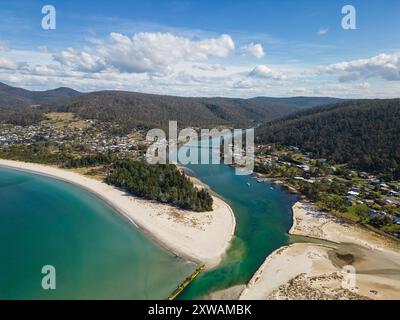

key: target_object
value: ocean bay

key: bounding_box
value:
[0,166,194,299]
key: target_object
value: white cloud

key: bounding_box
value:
[192,64,227,71]
[233,79,254,89]
[317,28,329,36]
[319,52,400,81]
[0,56,28,70]
[2,34,399,99]
[248,65,286,80]
[0,57,17,70]
[54,32,235,74]
[3,62,400,99]
[241,43,265,59]
[53,48,106,73]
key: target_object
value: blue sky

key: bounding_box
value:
[0,0,399,97]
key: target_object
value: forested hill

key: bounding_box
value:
[0,82,81,108]
[256,99,400,176]
[53,92,340,129]
[0,82,343,129]
[248,96,345,109]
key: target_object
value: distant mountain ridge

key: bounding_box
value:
[0,81,345,129]
[0,82,81,109]
[54,92,347,129]
[248,96,345,110]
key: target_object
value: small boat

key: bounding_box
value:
[246,182,251,187]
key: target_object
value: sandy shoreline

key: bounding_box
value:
[0,159,236,268]
[240,201,400,300]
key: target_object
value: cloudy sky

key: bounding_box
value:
[0,0,400,98]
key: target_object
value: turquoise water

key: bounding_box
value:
[0,155,296,299]
[0,167,194,299]
[180,162,297,299]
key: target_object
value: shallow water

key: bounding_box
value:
[0,167,194,299]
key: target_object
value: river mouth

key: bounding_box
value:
[178,160,297,299]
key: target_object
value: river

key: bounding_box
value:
[179,158,297,299]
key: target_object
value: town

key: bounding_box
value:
[252,144,400,238]
[0,112,149,161]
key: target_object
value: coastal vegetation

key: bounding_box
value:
[0,142,213,212]
[106,160,213,212]
[256,99,400,178]
[0,142,70,164]
[0,115,214,212]
[254,143,400,238]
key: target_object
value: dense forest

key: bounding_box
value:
[0,81,342,129]
[0,142,114,167]
[54,91,294,129]
[0,142,70,164]
[256,99,400,177]
[0,107,45,126]
[106,160,213,212]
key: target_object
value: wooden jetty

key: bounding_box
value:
[167,264,206,300]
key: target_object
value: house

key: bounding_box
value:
[359,172,370,179]
[389,190,400,197]
[369,179,380,185]
[379,183,390,189]
[348,191,360,197]
[298,164,310,172]
[384,198,394,205]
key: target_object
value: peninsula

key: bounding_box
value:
[0,159,236,268]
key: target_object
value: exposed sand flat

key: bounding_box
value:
[240,201,400,300]
[0,159,236,268]
[291,202,400,253]
[289,201,334,238]
[239,244,323,299]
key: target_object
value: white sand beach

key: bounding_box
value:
[0,159,236,268]
[239,201,400,300]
